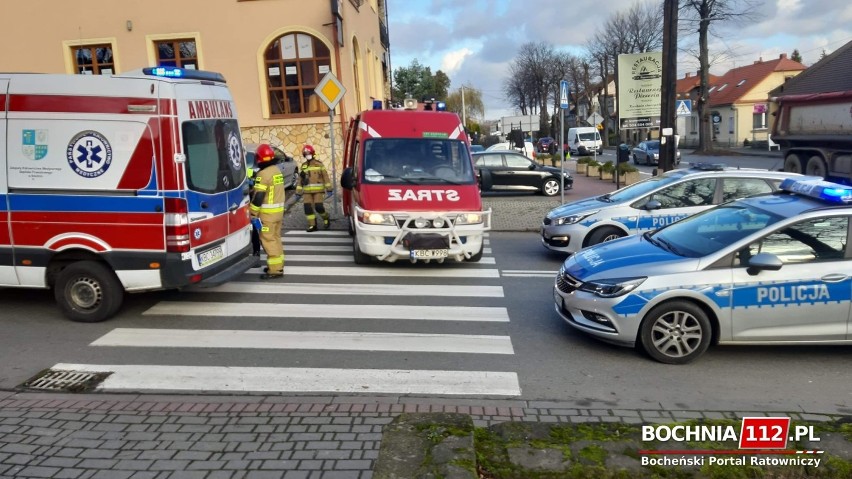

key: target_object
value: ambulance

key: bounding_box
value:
[0,67,255,322]
[340,100,491,264]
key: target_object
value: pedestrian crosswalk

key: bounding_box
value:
[46,231,523,397]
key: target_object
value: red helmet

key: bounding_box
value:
[302,144,316,157]
[255,144,276,167]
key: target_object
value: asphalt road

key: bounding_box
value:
[1,226,849,415]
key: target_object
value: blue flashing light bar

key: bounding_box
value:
[372,99,383,110]
[435,101,447,111]
[142,67,226,83]
[779,177,852,204]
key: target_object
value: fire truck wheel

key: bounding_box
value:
[352,234,371,265]
[467,249,483,262]
[54,261,124,323]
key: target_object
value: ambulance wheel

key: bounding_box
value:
[586,227,625,247]
[639,300,711,364]
[54,261,124,323]
[541,178,561,197]
[352,234,371,265]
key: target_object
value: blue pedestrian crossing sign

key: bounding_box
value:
[676,99,692,116]
[560,80,570,109]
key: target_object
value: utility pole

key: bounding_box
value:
[461,85,466,129]
[659,0,678,172]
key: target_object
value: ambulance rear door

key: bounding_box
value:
[0,79,15,285]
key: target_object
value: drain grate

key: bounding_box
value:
[20,369,112,393]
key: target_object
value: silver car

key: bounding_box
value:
[244,143,298,190]
[553,176,852,364]
[541,164,799,254]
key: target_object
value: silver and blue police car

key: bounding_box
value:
[554,177,852,364]
[541,164,799,254]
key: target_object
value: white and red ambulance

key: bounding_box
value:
[340,100,491,264]
[0,67,255,322]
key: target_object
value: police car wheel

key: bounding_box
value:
[54,261,124,323]
[586,227,625,247]
[541,178,561,197]
[639,301,711,364]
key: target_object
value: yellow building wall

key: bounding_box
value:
[0,0,388,165]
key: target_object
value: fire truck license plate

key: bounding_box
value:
[197,245,224,268]
[411,249,449,259]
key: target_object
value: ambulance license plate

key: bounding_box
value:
[411,249,448,259]
[197,245,224,268]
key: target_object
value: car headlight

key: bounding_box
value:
[579,277,646,298]
[358,211,395,225]
[653,153,659,159]
[552,210,598,226]
[455,213,483,225]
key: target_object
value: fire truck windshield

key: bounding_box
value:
[362,138,476,185]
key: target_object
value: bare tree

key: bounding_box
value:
[680,0,759,153]
[504,41,563,135]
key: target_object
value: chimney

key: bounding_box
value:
[779,53,787,59]
[685,72,691,78]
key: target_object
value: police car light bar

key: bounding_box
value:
[779,177,852,203]
[690,162,726,171]
[142,67,226,83]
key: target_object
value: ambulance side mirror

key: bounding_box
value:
[747,253,783,276]
[341,168,354,190]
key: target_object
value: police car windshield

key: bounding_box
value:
[363,138,476,185]
[649,204,783,257]
[604,171,688,203]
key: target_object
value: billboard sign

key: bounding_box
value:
[617,52,662,130]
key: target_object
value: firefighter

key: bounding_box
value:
[249,144,286,279]
[295,144,332,232]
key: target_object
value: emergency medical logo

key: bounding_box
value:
[67,131,113,178]
[193,228,202,240]
[227,131,242,171]
[22,129,48,160]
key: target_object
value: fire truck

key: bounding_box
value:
[340,100,491,264]
[0,67,255,322]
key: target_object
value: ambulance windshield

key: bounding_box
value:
[182,119,245,193]
[362,139,476,185]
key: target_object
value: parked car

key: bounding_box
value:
[474,150,572,196]
[536,136,555,153]
[244,143,298,189]
[470,144,485,153]
[554,176,852,364]
[541,163,801,254]
[486,141,536,160]
[632,140,681,166]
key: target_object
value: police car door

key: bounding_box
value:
[637,178,717,232]
[0,79,15,285]
[729,215,851,341]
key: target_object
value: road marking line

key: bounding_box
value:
[284,231,351,236]
[275,254,495,264]
[52,363,522,396]
[203,282,505,297]
[279,245,492,254]
[91,329,515,355]
[243,266,500,278]
[143,302,510,322]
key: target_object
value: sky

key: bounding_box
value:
[386,0,852,121]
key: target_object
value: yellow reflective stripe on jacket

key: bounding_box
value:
[254,183,268,191]
[273,174,284,185]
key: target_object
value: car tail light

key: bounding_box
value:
[164,198,190,253]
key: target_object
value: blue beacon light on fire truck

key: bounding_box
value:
[779,177,852,204]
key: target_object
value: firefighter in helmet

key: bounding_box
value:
[295,144,332,232]
[249,144,286,279]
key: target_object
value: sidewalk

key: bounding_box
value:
[1,390,846,478]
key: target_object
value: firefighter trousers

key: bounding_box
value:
[259,219,284,274]
[303,192,329,227]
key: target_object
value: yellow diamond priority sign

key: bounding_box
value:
[315,72,346,110]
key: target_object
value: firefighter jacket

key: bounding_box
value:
[296,158,332,195]
[250,163,285,222]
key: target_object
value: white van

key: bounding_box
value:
[567,127,602,155]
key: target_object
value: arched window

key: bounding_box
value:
[265,32,331,117]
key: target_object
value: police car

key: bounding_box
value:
[541,164,798,254]
[554,177,852,364]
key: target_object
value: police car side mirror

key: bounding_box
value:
[746,253,783,276]
[645,199,662,211]
[341,168,354,190]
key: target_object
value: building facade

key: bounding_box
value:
[0,0,390,166]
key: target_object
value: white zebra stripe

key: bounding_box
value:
[277,254,496,264]
[202,282,505,297]
[143,302,510,322]
[245,266,500,278]
[91,329,515,355]
[51,363,522,396]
